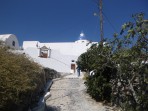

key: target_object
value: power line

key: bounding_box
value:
[102,11,118,33]
[93,0,118,39]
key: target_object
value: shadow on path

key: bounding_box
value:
[46,105,61,111]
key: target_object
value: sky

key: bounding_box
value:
[0,0,148,46]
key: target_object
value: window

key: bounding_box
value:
[39,46,49,58]
[71,60,75,62]
[40,50,48,58]
[12,41,15,46]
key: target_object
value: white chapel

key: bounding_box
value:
[0,32,97,73]
[0,34,19,50]
[23,32,97,73]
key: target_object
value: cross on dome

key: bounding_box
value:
[79,31,85,40]
[80,32,85,37]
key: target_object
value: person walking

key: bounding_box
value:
[76,66,80,77]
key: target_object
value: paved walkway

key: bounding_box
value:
[46,74,114,111]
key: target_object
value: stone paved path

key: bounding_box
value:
[46,74,114,111]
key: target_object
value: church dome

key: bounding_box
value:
[0,34,19,49]
[75,32,90,43]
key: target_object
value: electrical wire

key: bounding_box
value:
[102,11,118,32]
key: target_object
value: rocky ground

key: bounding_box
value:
[46,74,115,111]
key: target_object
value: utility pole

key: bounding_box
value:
[99,0,104,43]
[94,0,104,43]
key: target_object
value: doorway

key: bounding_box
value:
[71,64,75,73]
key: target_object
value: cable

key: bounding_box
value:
[92,0,118,34]
[102,11,118,32]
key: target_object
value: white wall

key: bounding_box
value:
[24,40,95,56]
[0,34,19,50]
[23,41,39,49]
[6,34,19,50]
[24,47,77,72]
[23,40,97,73]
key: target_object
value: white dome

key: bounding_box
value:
[75,39,90,44]
[0,34,12,41]
[0,34,20,50]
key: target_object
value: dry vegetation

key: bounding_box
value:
[0,43,58,111]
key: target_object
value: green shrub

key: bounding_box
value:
[111,13,148,111]
[77,13,148,111]
[78,43,117,102]
[85,65,116,102]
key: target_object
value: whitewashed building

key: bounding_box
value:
[0,34,20,50]
[23,32,97,73]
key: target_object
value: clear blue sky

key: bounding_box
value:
[0,0,148,46]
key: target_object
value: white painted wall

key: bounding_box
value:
[23,40,96,56]
[23,40,97,73]
[23,41,39,49]
[24,47,77,72]
[0,34,19,50]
